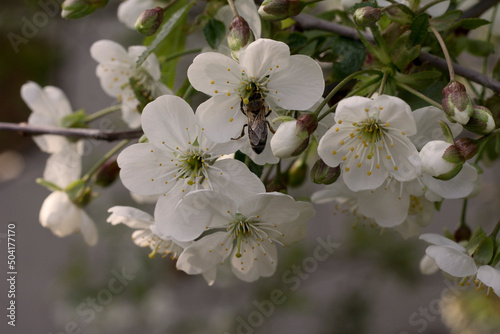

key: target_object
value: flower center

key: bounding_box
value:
[355,117,387,159]
[176,148,213,185]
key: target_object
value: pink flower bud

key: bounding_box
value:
[135,7,164,36]
[442,81,474,125]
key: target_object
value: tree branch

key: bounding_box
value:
[0,122,143,141]
[461,0,500,19]
[294,14,500,93]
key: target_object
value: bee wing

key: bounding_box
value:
[247,106,268,146]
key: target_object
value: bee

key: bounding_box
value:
[233,91,275,154]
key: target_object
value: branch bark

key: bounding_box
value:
[461,0,500,19]
[294,14,500,93]
[0,122,143,141]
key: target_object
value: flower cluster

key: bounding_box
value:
[14,0,500,299]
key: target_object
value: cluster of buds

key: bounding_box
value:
[135,7,164,36]
[258,0,319,21]
[61,0,108,19]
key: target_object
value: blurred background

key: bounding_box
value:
[1,1,500,334]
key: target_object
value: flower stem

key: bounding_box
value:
[460,198,468,227]
[85,105,121,123]
[369,24,392,65]
[378,69,389,96]
[312,69,381,118]
[82,139,129,183]
[396,82,443,109]
[227,0,240,17]
[430,25,455,81]
[163,48,202,63]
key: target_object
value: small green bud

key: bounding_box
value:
[310,159,341,185]
[258,0,314,21]
[61,0,108,19]
[92,157,120,187]
[228,16,254,52]
[442,81,474,125]
[65,180,93,207]
[464,105,496,135]
[454,137,479,160]
[288,159,308,188]
[353,6,381,28]
[135,7,164,36]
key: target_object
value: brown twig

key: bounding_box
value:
[0,122,143,141]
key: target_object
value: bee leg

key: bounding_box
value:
[266,121,276,134]
[231,124,248,140]
[265,107,272,117]
[239,100,247,116]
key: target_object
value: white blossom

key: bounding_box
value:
[90,39,172,128]
[175,190,315,283]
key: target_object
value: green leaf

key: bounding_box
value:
[203,17,226,49]
[458,18,491,30]
[331,36,366,81]
[136,2,193,68]
[439,121,455,144]
[395,70,442,86]
[429,10,462,31]
[409,13,429,47]
[61,109,87,128]
[467,226,486,255]
[391,31,420,71]
[287,32,308,51]
[492,58,500,82]
[491,243,500,266]
[464,38,495,57]
[474,237,494,265]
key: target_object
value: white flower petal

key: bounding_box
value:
[79,210,98,246]
[239,39,290,79]
[195,95,246,143]
[423,163,478,199]
[410,106,462,150]
[425,245,477,277]
[43,144,82,187]
[107,206,154,229]
[419,233,466,251]
[266,55,324,110]
[207,159,266,204]
[176,232,233,275]
[188,52,243,96]
[238,192,300,226]
[376,95,417,135]
[477,265,500,296]
[238,130,280,165]
[142,95,198,150]
[117,143,177,195]
[117,0,158,28]
[39,191,80,237]
[420,255,439,275]
[277,201,314,245]
[231,238,277,282]
[22,82,72,121]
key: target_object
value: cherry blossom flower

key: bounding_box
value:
[175,190,315,283]
[38,151,97,246]
[90,39,172,128]
[318,95,420,192]
[21,81,78,154]
[420,233,500,296]
[116,95,265,239]
[187,38,324,150]
[107,206,185,259]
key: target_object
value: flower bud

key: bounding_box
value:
[310,159,341,185]
[454,225,472,243]
[65,179,93,207]
[270,121,310,158]
[135,7,164,36]
[61,0,108,19]
[288,159,308,188]
[353,6,381,28]
[442,81,474,125]
[265,176,288,193]
[454,137,479,160]
[228,16,255,53]
[464,105,496,135]
[92,157,120,187]
[296,113,318,138]
[258,0,313,21]
[419,140,464,180]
